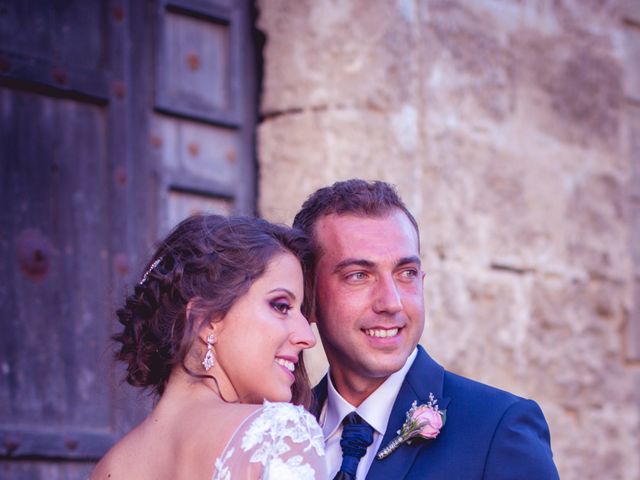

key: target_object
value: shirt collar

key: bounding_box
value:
[322,348,418,438]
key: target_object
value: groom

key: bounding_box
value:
[293,179,559,479]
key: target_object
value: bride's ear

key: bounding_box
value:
[186,298,219,344]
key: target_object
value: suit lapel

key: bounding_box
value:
[312,347,450,480]
[311,375,328,421]
[366,346,449,480]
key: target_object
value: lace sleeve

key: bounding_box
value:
[213,401,327,480]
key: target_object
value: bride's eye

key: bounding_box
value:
[271,300,292,314]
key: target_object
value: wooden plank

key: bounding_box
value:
[0,89,113,442]
[229,0,256,215]
[165,0,233,23]
[0,428,117,459]
[0,459,94,480]
[166,190,232,234]
[0,1,107,101]
[104,0,155,436]
[155,3,242,126]
[155,114,240,188]
[0,50,108,103]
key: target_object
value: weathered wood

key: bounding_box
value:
[0,427,117,459]
[0,459,94,480]
[155,2,241,126]
[0,1,257,476]
[0,1,107,102]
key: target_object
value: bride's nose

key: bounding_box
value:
[290,311,316,349]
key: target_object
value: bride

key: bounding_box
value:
[91,215,327,480]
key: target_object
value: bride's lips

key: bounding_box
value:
[275,355,298,381]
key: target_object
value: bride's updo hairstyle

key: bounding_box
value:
[114,214,313,407]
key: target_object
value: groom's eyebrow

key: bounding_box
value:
[333,256,422,274]
[333,258,375,273]
[397,256,422,267]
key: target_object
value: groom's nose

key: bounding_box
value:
[372,274,402,315]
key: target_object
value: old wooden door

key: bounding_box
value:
[0,1,257,477]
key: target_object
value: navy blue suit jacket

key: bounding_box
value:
[313,346,559,479]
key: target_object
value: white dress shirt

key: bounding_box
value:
[319,348,418,479]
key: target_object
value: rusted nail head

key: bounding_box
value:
[113,80,126,99]
[114,253,129,275]
[64,436,79,450]
[3,435,20,456]
[52,67,68,85]
[16,229,54,281]
[187,142,200,157]
[186,52,201,71]
[113,5,124,21]
[114,166,127,186]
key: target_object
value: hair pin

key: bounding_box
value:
[139,257,162,285]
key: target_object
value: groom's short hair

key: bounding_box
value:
[293,178,420,256]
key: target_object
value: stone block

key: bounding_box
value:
[257,108,424,223]
[256,0,419,113]
[623,23,640,102]
[512,30,623,152]
[419,1,516,124]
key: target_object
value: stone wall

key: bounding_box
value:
[255,1,640,478]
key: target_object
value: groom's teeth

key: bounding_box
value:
[275,358,295,372]
[365,328,399,338]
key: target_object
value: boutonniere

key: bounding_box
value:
[377,393,446,460]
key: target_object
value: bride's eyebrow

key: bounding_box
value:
[267,288,297,300]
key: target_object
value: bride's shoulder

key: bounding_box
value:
[225,400,324,456]
[213,402,325,480]
[248,401,323,436]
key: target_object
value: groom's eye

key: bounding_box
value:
[399,268,419,279]
[345,271,368,282]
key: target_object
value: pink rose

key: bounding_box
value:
[377,396,446,460]
[412,405,443,439]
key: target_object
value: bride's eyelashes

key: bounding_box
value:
[270,299,293,315]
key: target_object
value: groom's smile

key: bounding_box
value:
[311,209,426,406]
[363,327,400,338]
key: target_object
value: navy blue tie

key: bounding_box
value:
[333,412,375,480]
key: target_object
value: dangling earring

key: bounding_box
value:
[202,333,216,371]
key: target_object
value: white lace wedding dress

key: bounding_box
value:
[212,401,327,480]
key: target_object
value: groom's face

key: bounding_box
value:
[312,209,425,398]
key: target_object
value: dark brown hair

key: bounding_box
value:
[293,179,419,244]
[114,214,313,407]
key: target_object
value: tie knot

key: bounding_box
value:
[343,411,365,425]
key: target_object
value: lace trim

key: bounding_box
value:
[213,401,325,480]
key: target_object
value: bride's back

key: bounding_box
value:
[92,381,260,480]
